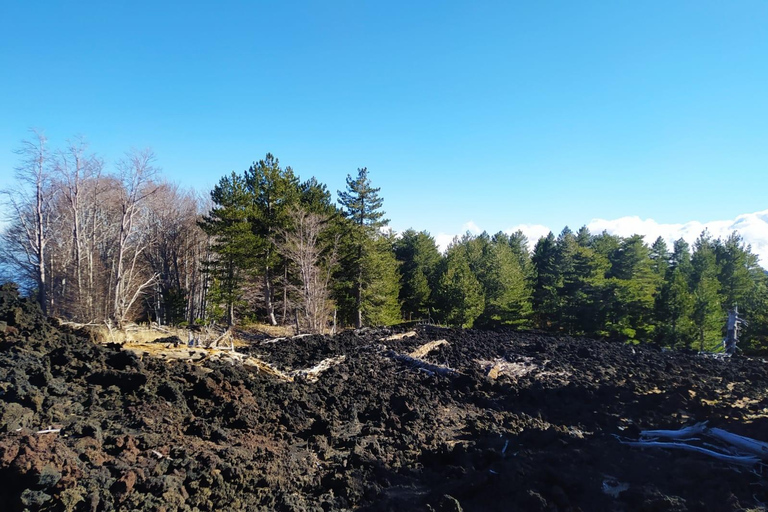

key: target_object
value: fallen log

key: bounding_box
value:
[640,421,708,440]
[618,439,761,467]
[408,339,448,359]
[380,331,417,341]
[260,337,286,345]
[290,356,346,382]
[706,428,768,460]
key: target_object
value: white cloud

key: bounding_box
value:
[504,223,553,250]
[587,209,768,265]
[434,233,458,252]
[462,221,483,235]
[432,210,768,264]
[434,221,483,252]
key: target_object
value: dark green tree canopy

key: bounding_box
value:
[337,167,389,232]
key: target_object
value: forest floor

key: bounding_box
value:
[2,286,768,511]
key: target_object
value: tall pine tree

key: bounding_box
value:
[336,168,399,327]
[198,172,257,325]
[244,154,300,325]
[394,229,441,321]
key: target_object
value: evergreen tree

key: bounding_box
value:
[360,231,402,325]
[589,231,621,260]
[531,232,559,329]
[575,225,592,247]
[434,246,484,328]
[336,168,398,327]
[714,233,755,309]
[506,230,534,282]
[473,233,532,327]
[655,267,695,347]
[244,154,301,325]
[690,231,723,351]
[562,244,609,335]
[198,172,256,325]
[649,236,670,278]
[393,229,441,321]
[553,227,578,331]
[669,238,693,275]
[604,235,657,341]
[300,177,337,216]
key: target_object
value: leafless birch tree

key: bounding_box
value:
[0,130,55,314]
[52,137,104,319]
[112,149,160,327]
[278,207,338,333]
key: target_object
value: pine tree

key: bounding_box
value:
[649,237,670,278]
[531,232,559,329]
[715,233,755,309]
[454,232,532,327]
[198,172,256,325]
[691,231,723,351]
[244,154,301,325]
[434,247,484,328]
[393,229,441,321]
[553,227,578,331]
[336,168,397,327]
[575,225,592,247]
[482,237,532,327]
[604,235,657,341]
[655,267,695,347]
[360,231,401,326]
[562,244,609,336]
[506,230,534,282]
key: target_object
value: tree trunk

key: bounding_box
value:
[35,155,48,315]
[264,267,277,325]
[282,265,288,325]
[355,244,363,328]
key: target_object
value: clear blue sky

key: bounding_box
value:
[2,1,767,240]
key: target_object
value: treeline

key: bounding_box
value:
[426,228,768,353]
[2,135,767,352]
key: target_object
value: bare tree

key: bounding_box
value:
[143,183,209,325]
[0,130,56,313]
[112,149,160,327]
[52,137,104,318]
[278,207,338,333]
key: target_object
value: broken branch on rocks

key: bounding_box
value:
[620,422,768,468]
[408,339,448,359]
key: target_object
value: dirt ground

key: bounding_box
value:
[2,284,768,511]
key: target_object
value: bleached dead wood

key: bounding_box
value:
[478,358,537,380]
[241,356,293,381]
[290,356,346,382]
[207,328,233,350]
[380,331,417,341]
[408,339,448,359]
[36,428,61,434]
[618,439,761,467]
[260,337,286,345]
[56,319,102,328]
[150,324,173,334]
[706,428,768,459]
[640,421,708,440]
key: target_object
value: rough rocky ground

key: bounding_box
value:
[1,283,768,511]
